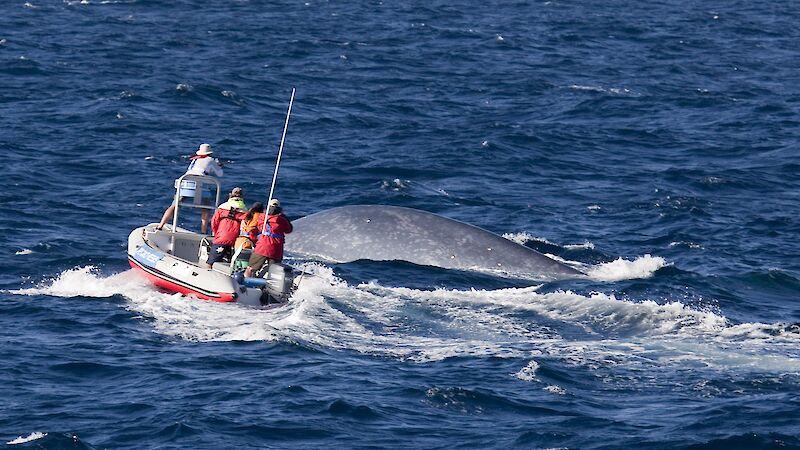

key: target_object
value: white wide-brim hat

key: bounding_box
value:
[196,143,213,156]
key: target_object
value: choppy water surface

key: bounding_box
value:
[1,1,799,448]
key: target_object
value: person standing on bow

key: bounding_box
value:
[245,199,292,277]
[156,143,224,233]
[206,187,247,268]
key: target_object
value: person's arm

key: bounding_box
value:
[207,159,224,177]
[283,215,293,234]
[274,214,293,234]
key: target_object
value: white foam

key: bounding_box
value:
[11,266,151,298]
[669,241,703,249]
[364,282,800,371]
[514,360,539,381]
[501,232,554,246]
[15,248,33,255]
[544,385,567,395]
[543,253,589,273]
[569,84,605,92]
[568,85,633,96]
[564,241,595,250]
[367,284,729,337]
[498,234,667,281]
[9,266,284,342]
[586,255,667,281]
[381,178,408,190]
[7,432,47,445]
[10,264,800,372]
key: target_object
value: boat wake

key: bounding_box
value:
[10,265,800,378]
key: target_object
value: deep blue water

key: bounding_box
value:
[2,0,799,448]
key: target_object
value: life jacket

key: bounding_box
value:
[186,155,207,172]
[258,221,285,240]
[235,213,261,249]
[224,206,242,224]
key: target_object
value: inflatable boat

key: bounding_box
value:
[127,174,295,307]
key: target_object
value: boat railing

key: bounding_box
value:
[171,173,221,232]
[159,174,221,257]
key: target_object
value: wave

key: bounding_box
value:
[10,265,800,372]
[7,432,46,445]
[6,432,92,449]
[563,241,595,250]
[540,253,666,281]
[501,232,664,281]
[514,360,539,381]
[12,266,150,298]
[567,84,636,96]
[585,254,668,281]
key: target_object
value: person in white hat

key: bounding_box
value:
[156,143,224,232]
[185,144,223,177]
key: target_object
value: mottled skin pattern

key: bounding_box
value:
[285,205,584,280]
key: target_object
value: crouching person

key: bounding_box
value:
[207,187,247,268]
[245,199,292,277]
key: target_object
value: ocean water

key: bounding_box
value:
[2,0,799,448]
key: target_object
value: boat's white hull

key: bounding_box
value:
[127,224,276,307]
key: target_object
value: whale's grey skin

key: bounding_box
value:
[285,205,583,280]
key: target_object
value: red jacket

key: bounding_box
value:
[211,203,247,245]
[254,213,293,261]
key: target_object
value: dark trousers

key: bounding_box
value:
[207,244,233,266]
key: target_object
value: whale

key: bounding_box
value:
[284,205,584,280]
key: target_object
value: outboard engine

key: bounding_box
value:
[240,263,296,306]
[260,263,295,305]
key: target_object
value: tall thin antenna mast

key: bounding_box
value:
[263,87,296,234]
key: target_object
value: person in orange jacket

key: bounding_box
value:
[207,187,247,267]
[245,199,292,277]
[235,202,264,251]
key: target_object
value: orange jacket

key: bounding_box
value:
[235,212,262,249]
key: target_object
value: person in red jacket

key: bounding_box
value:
[207,187,247,267]
[245,198,292,277]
